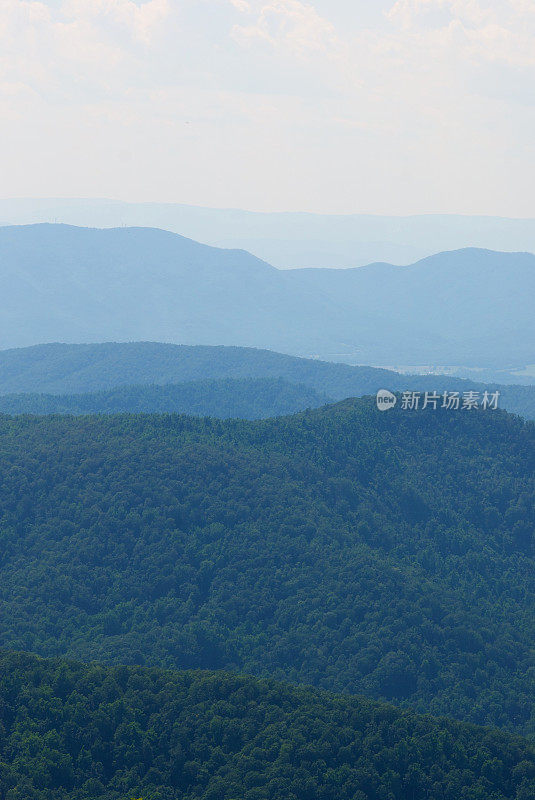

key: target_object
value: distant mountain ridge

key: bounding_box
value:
[0,224,534,367]
[3,197,535,267]
[0,342,534,420]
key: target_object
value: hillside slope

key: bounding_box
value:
[0,342,533,419]
[0,341,418,395]
[1,651,534,800]
[1,224,534,366]
[0,401,533,734]
[0,378,330,419]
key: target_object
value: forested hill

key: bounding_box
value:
[1,652,534,800]
[0,400,533,736]
[0,341,436,394]
[0,342,534,419]
[0,378,330,419]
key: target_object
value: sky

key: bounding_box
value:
[1,0,534,215]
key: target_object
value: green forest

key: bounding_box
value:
[0,378,330,419]
[1,651,534,800]
[0,400,533,739]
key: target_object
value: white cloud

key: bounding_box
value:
[61,0,170,44]
[228,0,251,11]
[0,0,174,105]
[387,0,535,67]
[232,0,337,56]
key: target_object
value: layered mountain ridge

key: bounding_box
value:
[0,341,533,420]
[1,224,534,367]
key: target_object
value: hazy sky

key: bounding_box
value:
[1,0,534,214]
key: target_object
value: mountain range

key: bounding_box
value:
[1,224,534,369]
[3,198,535,268]
[1,218,535,800]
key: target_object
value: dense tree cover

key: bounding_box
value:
[1,651,534,800]
[502,388,535,421]
[0,342,533,419]
[0,400,533,735]
[0,378,330,419]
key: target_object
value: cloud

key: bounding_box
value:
[228,0,251,11]
[232,0,337,57]
[0,0,173,104]
[387,0,535,67]
[388,1,490,28]
[62,0,171,44]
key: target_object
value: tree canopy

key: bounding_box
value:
[0,400,533,735]
[1,651,533,800]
